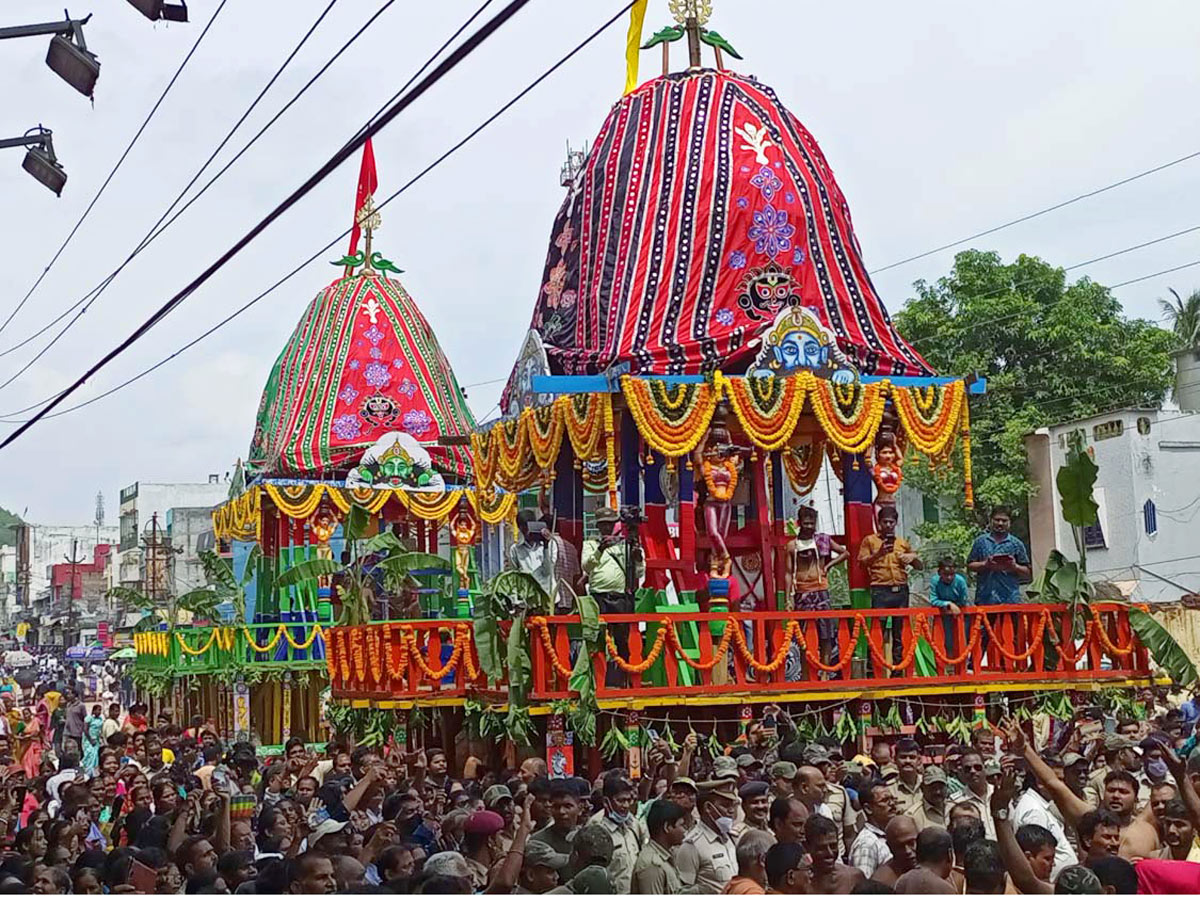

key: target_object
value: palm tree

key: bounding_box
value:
[1158,287,1200,347]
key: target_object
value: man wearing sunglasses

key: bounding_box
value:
[947,751,995,839]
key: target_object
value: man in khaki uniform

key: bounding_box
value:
[893,737,924,812]
[632,798,690,894]
[730,781,771,843]
[676,780,739,893]
[588,775,647,893]
[1086,734,1139,808]
[805,744,858,861]
[769,761,797,802]
[907,765,948,831]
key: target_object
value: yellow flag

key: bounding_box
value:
[624,0,649,95]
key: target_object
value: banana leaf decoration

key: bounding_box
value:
[641,25,684,49]
[1129,607,1198,686]
[700,29,743,60]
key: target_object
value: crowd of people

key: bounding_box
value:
[0,658,1196,895]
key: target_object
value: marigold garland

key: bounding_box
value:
[365,627,384,685]
[977,610,1049,662]
[283,623,323,651]
[719,371,809,451]
[336,629,351,683]
[563,392,606,461]
[917,614,984,666]
[730,621,800,672]
[530,617,573,678]
[527,401,566,471]
[350,628,367,683]
[892,382,965,458]
[1053,618,1095,665]
[243,625,284,654]
[471,430,499,492]
[620,376,717,457]
[808,379,888,454]
[602,393,618,504]
[605,626,670,674]
[961,396,974,509]
[495,416,528,483]
[781,439,826,495]
[860,620,920,671]
[1091,608,1135,656]
[401,625,471,681]
[176,631,218,657]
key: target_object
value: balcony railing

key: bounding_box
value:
[323,603,1152,704]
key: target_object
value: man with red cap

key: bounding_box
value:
[463,810,506,891]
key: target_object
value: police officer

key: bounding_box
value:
[676,779,739,893]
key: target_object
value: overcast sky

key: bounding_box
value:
[2,0,1200,525]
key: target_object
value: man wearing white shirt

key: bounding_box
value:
[506,511,558,600]
[1011,775,1078,880]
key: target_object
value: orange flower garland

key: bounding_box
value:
[495,416,528,484]
[730,621,801,672]
[527,402,566,471]
[1091,608,1135,656]
[1052,618,1095,665]
[620,376,717,457]
[350,628,367,683]
[719,371,809,450]
[781,438,826,495]
[563,392,606,461]
[365,627,384,686]
[470,429,499,492]
[977,610,1050,662]
[808,379,887,454]
[605,627,669,675]
[336,629,351,683]
[891,382,965,458]
[530,617,573,678]
[916,614,984,666]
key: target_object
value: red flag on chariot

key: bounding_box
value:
[347,138,378,257]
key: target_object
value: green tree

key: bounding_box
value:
[1158,287,1200,347]
[0,508,21,547]
[894,250,1175,528]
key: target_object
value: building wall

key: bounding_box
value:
[1026,409,1200,603]
[167,507,219,596]
[117,480,227,594]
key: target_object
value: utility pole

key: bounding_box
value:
[64,538,84,647]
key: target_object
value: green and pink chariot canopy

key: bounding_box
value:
[246,141,474,481]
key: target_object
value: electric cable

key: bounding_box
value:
[0,0,636,448]
[0,0,494,381]
[0,0,346,392]
[0,1,229,340]
[0,1,637,428]
[870,147,1200,274]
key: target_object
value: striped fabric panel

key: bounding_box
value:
[504,68,932,407]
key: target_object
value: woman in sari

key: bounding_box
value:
[18,709,41,780]
[81,704,103,774]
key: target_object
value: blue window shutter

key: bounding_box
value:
[1144,499,1158,536]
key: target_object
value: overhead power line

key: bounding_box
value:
[870,147,1200,274]
[0,1,639,428]
[0,0,624,449]
[0,0,344,393]
[0,1,229,341]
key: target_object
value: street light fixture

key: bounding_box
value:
[0,11,100,98]
[0,128,67,196]
[126,0,189,23]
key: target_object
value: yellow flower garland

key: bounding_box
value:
[719,371,810,450]
[808,380,887,454]
[243,625,284,654]
[527,400,566,471]
[563,392,606,461]
[620,376,716,457]
[176,630,218,656]
[891,382,965,458]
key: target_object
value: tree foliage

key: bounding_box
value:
[895,250,1175,523]
[1158,287,1200,347]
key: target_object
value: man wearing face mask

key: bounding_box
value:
[588,775,646,893]
[676,779,739,893]
[1139,734,1177,804]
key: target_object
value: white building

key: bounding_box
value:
[1026,406,1200,604]
[26,524,120,601]
[118,479,228,596]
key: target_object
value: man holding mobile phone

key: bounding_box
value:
[966,506,1031,605]
[857,506,922,674]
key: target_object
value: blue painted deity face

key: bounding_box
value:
[774,330,828,371]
